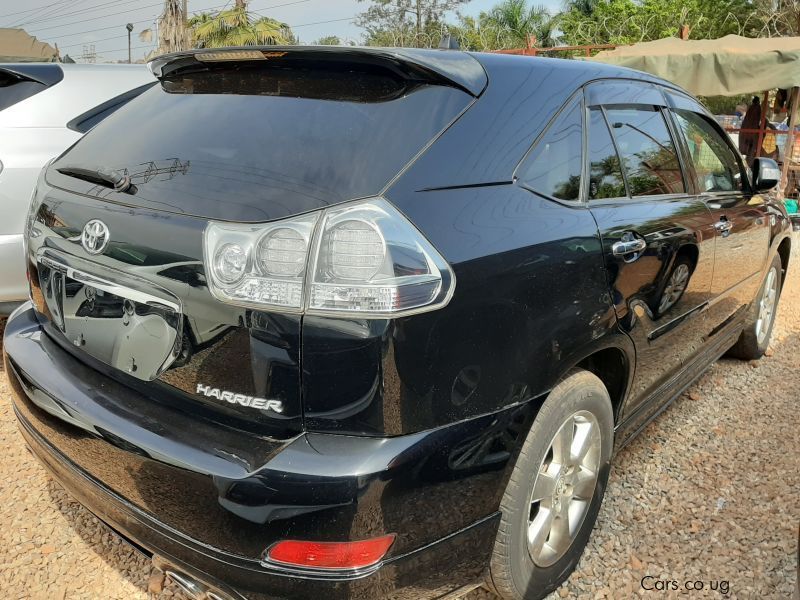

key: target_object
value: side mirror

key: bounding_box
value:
[752,157,780,191]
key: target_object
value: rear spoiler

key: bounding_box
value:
[0,63,63,87]
[148,46,488,97]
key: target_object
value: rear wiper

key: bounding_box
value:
[56,165,133,193]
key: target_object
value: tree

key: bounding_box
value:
[188,1,293,48]
[559,0,761,46]
[357,0,469,47]
[314,35,342,45]
[481,0,560,48]
[755,0,800,36]
[563,0,599,17]
[158,0,189,54]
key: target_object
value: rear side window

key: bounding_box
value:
[605,106,685,197]
[517,98,583,202]
[0,71,47,111]
[587,108,626,200]
[671,109,743,192]
[56,63,472,222]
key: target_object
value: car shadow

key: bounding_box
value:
[44,477,193,599]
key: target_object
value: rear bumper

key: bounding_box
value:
[4,304,504,599]
[15,407,497,600]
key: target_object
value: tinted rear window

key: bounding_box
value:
[0,71,48,111]
[53,63,472,222]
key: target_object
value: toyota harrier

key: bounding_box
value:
[3,47,791,600]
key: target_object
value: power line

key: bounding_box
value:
[60,33,130,50]
[27,1,175,34]
[18,0,99,27]
[14,0,137,28]
[10,0,74,27]
[35,0,317,44]
[44,18,156,42]
[28,0,310,35]
[57,0,313,48]
[291,16,359,29]
[0,0,68,20]
[43,0,369,59]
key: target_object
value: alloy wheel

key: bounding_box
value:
[527,410,602,567]
[756,267,778,345]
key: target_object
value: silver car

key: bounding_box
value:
[0,63,155,314]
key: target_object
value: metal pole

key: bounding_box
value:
[779,86,800,199]
[126,23,133,63]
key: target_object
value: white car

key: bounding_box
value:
[0,63,155,314]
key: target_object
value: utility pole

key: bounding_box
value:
[126,23,133,63]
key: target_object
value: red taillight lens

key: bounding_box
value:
[267,534,396,570]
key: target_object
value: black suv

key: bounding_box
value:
[4,47,791,600]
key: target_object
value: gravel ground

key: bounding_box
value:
[1,249,798,600]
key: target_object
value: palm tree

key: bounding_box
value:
[188,0,292,48]
[481,0,560,49]
[158,0,188,54]
[563,0,597,17]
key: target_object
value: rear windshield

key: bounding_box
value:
[53,63,471,222]
[0,70,48,111]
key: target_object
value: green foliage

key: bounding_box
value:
[699,94,751,115]
[357,0,469,47]
[188,5,293,48]
[403,0,562,51]
[559,0,761,46]
[481,0,560,47]
[314,35,342,45]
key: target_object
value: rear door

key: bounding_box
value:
[665,94,770,333]
[585,81,717,416]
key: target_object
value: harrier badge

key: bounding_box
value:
[196,383,284,413]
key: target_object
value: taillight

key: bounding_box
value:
[266,534,396,570]
[204,198,455,317]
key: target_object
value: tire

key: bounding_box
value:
[487,369,614,600]
[727,253,782,360]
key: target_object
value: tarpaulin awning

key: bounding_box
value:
[591,34,800,96]
[0,28,58,62]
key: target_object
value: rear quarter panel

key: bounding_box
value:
[301,184,625,435]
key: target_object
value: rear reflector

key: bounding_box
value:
[267,534,396,570]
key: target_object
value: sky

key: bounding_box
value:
[0,0,561,63]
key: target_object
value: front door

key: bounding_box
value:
[586,99,716,417]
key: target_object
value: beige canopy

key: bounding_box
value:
[0,28,58,62]
[591,35,800,97]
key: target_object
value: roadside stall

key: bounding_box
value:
[590,35,800,220]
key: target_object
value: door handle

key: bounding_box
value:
[714,218,733,236]
[612,238,647,256]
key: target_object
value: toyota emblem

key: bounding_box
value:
[81,219,110,255]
